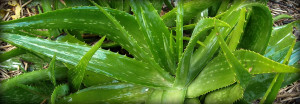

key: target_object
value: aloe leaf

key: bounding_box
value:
[187,50,300,98]
[238,4,273,54]
[162,89,186,104]
[64,63,117,87]
[0,82,54,104]
[0,48,26,63]
[0,33,174,88]
[146,89,164,104]
[189,8,243,83]
[0,6,151,62]
[58,83,151,104]
[68,36,105,90]
[174,18,230,87]
[273,14,292,23]
[184,98,200,104]
[260,40,296,104]
[49,54,57,86]
[216,30,252,89]
[205,84,243,104]
[162,0,221,27]
[265,24,295,56]
[150,0,164,13]
[227,8,246,51]
[56,34,86,45]
[0,67,67,93]
[290,41,300,65]
[175,0,184,61]
[51,84,69,104]
[130,0,176,74]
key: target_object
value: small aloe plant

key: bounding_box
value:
[0,0,300,104]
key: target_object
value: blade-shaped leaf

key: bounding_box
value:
[0,67,67,92]
[0,48,26,63]
[175,0,184,61]
[205,84,243,104]
[48,54,57,86]
[162,0,221,27]
[174,18,230,87]
[51,84,69,104]
[58,83,151,104]
[238,4,273,54]
[146,89,164,104]
[68,36,106,90]
[216,30,252,89]
[130,0,176,74]
[0,33,174,88]
[187,50,300,98]
[0,6,150,62]
[260,40,296,104]
[162,89,186,104]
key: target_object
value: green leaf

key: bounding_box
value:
[149,0,164,13]
[260,40,296,104]
[238,4,273,54]
[162,0,221,27]
[130,0,176,74]
[265,24,295,56]
[49,54,57,86]
[0,48,26,63]
[205,84,243,104]
[162,89,186,104]
[290,41,300,65]
[0,33,174,88]
[175,0,184,61]
[51,84,69,104]
[0,6,150,63]
[227,8,246,51]
[273,14,292,23]
[68,36,105,90]
[184,98,200,104]
[0,67,67,93]
[187,50,300,98]
[56,34,86,45]
[189,8,243,83]
[216,29,252,89]
[146,89,164,104]
[58,83,151,104]
[174,18,230,87]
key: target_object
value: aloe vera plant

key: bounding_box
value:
[0,0,300,104]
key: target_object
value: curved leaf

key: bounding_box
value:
[51,84,69,104]
[205,84,243,104]
[187,50,299,98]
[0,33,174,88]
[130,0,176,73]
[49,54,57,86]
[238,4,273,54]
[0,6,151,62]
[58,83,151,104]
[68,36,106,90]
[162,0,221,27]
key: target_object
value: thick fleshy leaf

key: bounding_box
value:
[0,48,26,63]
[0,6,151,62]
[58,83,151,104]
[174,18,230,87]
[290,41,300,65]
[130,0,176,73]
[56,34,86,45]
[146,89,164,104]
[162,0,221,27]
[238,4,273,54]
[48,55,57,86]
[184,98,200,104]
[68,36,106,90]
[217,30,252,89]
[0,33,174,88]
[51,84,69,104]
[175,0,184,61]
[0,67,67,92]
[187,50,300,98]
[162,89,186,104]
[189,7,243,83]
[205,84,243,104]
[0,82,54,104]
